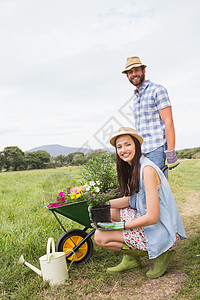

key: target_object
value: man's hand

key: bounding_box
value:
[165,149,180,170]
[97,221,125,230]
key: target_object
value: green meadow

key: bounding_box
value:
[0,160,200,299]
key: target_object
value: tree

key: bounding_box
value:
[3,146,25,171]
[71,152,86,165]
[32,150,51,169]
[54,154,68,167]
[25,150,51,169]
[66,153,75,165]
[0,151,4,171]
[84,150,104,162]
[66,152,85,165]
[25,152,41,169]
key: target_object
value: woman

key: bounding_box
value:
[94,127,186,279]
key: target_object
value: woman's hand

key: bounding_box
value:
[109,196,129,208]
[97,221,125,230]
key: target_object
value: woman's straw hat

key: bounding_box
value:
[122,56,147,74]
[110,127,143,146]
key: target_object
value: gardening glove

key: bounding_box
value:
[91,223,98,229]
[165,149,180,170]
[97,221,125,231]
[88,206,94,222]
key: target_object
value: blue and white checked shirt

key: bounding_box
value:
[133,80,171,153]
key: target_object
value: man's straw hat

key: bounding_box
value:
[122,56,147,74]
[110,127,143,146]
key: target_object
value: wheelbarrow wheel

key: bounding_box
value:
[56,229,93,266]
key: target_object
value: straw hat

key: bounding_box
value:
[110,127,143,146]
[122,56,147,74]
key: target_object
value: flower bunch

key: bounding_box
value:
[86,187,119,208]
[46,181,120,209]
[47,185,85,208]
[84,180,100,193]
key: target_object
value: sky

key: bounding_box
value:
[1,0,200,153]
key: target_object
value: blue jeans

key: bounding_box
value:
[146,143,168,178]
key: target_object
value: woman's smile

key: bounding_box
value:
[116,135,136,164]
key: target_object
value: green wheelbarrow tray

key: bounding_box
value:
[47,200,92,228]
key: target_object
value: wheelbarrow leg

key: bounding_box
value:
[51,210,67,233]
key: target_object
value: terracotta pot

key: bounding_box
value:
[90,205,111,227]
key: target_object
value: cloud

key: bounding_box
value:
[1,0,200,151]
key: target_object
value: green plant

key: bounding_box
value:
[82,151,118,192]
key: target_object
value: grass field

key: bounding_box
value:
[0,160,200,299]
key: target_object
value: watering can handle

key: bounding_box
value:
[47,237,55,262]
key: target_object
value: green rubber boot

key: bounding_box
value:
[107,254,141,274]
[146,250,176,279]
[122,243,148,257]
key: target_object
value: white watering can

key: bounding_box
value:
[18,237,68,286]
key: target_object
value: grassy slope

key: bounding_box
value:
[0,161,199,299]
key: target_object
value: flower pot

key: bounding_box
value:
[90,204,111,228]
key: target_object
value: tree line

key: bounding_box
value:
[0,145,199,172]
[176,147,200,159]
[0,146,116,171]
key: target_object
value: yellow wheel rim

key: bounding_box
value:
[63,235,88,262]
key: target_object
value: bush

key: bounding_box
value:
[82,151,118,191]
[192,152,200,159]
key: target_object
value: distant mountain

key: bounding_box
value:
[26,144,95,156]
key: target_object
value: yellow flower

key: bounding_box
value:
[71,193,76,196]
[76,193,82,198]
[77,188,82,193]
[71,196,75,200]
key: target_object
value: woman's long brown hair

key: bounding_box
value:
[116,136,142,196]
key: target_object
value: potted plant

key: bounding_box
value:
[85,181,119,227]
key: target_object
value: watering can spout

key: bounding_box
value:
[18,255,42,277]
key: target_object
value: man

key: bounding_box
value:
[122,56,179,172]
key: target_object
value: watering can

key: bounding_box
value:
[18,237,68,286]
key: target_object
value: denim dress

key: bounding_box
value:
[129,155,186,259]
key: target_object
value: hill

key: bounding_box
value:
[26,144,94,156]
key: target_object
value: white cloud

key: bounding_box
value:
[1,0,200,151]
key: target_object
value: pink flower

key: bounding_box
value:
[66,187,70,191]
[52,203,61,207]
[60,197,65,202]
[71,186,85,194]
[59,191,65,196]
[56,197,60,202]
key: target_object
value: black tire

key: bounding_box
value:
[56,229,93,266]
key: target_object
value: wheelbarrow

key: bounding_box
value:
[46,201,95,266]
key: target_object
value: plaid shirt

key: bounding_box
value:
[133,80,171,153]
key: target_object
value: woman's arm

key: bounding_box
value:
[109,196,129,209]
[125,166,160,229]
